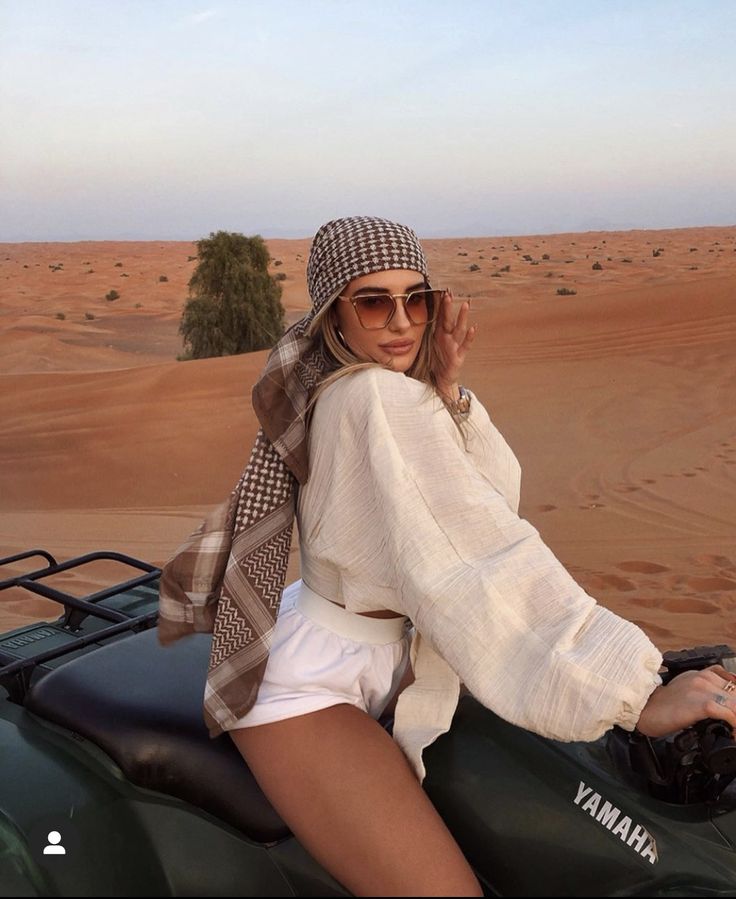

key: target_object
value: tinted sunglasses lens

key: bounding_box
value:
[406,289,440,325]
[354,294,394,328]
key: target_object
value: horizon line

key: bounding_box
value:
[1,222,735,246]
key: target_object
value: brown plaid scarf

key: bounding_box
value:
[158,216,429,736]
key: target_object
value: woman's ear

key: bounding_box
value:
[331,305,346,334]
[331,307,350,348]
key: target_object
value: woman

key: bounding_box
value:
[159,216,736,897]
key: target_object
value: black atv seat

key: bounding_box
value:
[24,626,290,844]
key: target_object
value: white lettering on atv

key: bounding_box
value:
[612,814,632,841]
[574,782,658,865]
[596,800,620,829]
[627,824,650,853]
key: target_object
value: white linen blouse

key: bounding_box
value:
[296,366,663,781]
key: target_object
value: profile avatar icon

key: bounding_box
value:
[43,831,66,855]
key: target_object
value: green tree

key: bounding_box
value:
[178,231,285,360]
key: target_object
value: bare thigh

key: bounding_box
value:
[230,704,482,897]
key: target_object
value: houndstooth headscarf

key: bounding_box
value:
[158,216,429,736]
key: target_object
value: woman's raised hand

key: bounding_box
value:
[433,290,476,399]
[635,664,736,737]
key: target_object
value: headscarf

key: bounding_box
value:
[157,216,429,735]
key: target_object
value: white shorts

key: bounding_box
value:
[227,579,411,729]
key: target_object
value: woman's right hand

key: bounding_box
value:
[635,664,736,737]
[433,290,476,400]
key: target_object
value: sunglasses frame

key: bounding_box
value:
[337,287,443,330]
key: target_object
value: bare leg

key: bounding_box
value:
[230,704,482,897]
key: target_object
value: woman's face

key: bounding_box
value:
[332,269,429,372]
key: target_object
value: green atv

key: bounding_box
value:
[1,550,735,896]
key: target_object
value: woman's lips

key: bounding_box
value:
[380,341,415,355]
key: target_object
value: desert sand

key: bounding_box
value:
[1,226,735,651]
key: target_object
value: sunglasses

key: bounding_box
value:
[338,287,443,330]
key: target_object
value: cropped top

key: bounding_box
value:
[296,367,663,781]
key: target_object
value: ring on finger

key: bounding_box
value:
[724,680,736,694]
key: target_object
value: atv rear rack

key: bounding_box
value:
[0,549,161,703]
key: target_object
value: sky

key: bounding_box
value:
[1,0,735,240]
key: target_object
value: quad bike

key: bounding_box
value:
[1,549,735,897]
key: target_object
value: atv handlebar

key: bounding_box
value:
[625,645,736,806]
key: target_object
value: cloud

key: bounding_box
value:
[186,9,219,26]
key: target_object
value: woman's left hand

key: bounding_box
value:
[433,290,476,398]
[635,664,736,737]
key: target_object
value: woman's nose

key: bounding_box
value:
[389,299,412,330]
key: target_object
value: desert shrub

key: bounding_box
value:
[592,261,603,270]
[275,272,287,281]
[457,251,468,256]
[689,265,698,270]
[469,264,480,272]
[556,287,577,296]
[187,255,197,262]
[499,264,511,272]
[689,247,698,252]
[135,303,143,308]
[652,248,663,257]
[490,273,502,278]
[87,269,94,274]
[159,275,168,282]
[105,290,120,301]
[522,254,532,262]
[179,230,285,360]
[621,258,632,263]
[273,259,283,266]
[84,312,95,320]
[491,256,499,260]
[120,273,129,277]
[545,272,554,278]
[542,253,550,260]
[55,312,66,320]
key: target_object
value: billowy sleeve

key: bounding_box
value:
[308,368,662,756]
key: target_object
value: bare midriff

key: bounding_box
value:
[325,597,405,619]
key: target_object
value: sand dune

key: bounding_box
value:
[1,226,735,649]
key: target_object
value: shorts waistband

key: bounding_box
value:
[296,581,408,645]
